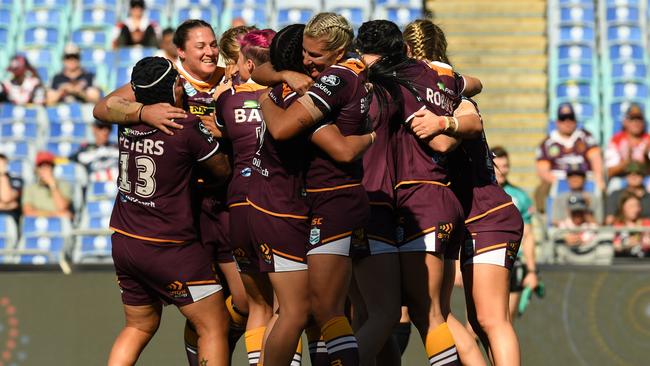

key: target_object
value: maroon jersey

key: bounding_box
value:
[362,92,397,205]
[110,116,220,242]
[449,100,514,223]
[393,61,463,186]
[536,128,598,172]
[215,82,267,205]
[304,58,372,190]
[246,83,311,217]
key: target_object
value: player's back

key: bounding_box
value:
[110,115,220,243]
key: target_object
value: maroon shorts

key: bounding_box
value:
[229,203,259,273]
[200,196,233,263]
[395,183,464,255]
[461,203,523,269]
[248,206,309,273]
[365,203,399,256]
[307,185,369,257]
[112,232,222,307]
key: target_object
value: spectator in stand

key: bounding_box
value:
[605,162,650,224]
[611,191,650,257]
[0,154,22,223]
[557,194,599,247]
[157,28,178,63]
[605,104,650,179]
[0,54,45,105]
[535,103,604,211]
[70,121,119,182]
[46,44,101,106]
[22,151,72,218]
[231,17,246,28]
[552,167,603,225]
[112,0,160,49]
[492,146,539,321]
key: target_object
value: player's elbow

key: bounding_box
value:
[330,149,357,164]
[267,125,293,142]
[429,139,457,154]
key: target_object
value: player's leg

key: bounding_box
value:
[240,272,274,365]
[263,270,310,366]
[108,303,162,366]
[353,253,401,366]
[179,292,231,366]
[509,292,521,323]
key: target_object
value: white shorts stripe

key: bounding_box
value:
[432,354,458,366]
[307,236,351,256]
[399,231,437,253]
[464,248,507,268]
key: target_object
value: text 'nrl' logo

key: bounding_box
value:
[320,75,341,87]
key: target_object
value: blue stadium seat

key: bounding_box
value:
[87,181,118,201]
[558,62,593,80]
[46,103,83,123]
[23,236,65,256]
[559,25,595,43]
[48,122,89,141]
[114,66,132,88]
[375,0,417,6]
[0,28,9,48]
[558,45,593,61]
[0,121,39,141]
[328,7,365,28]
[0,105,39,123]
[276,8,315,27]
[0,141,33,160]
[0,8,11,24]
[88,216,110,229]
[116,47,157,66]
[29,0,68,9]
[54,162,89,187]
[555,100,595,120]
[71,29,109,48]
[611,100,647,126]
[384,7,422,28]
[80,8,116,28]
[23,48,55,69]
[23,27,59,47]
[22,216,71,236]
[555,178,596,195]
[80,48,114,67]
[8,159,33,182]
[24,9,63,27]
[557,82,592,99]
[85,200,114,219]
[176,6,215,26]
[230,0,267,8]
[81,0,117,6]
[73,235,112,263]
[559,5,595,24]
[609,44,644,61]
[606,5,640,23]
[607,25,642,42]
[613,81,649,99]
[605,0,639,6]
[231,8,267,26]
[611,61,647,79]
[46,141,81,158]
[559,0,592,4]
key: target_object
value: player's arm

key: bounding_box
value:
[258,92,321,141]
[409,100,483,140]
[93,83,187,135]
[461,74,482,97]
[311,124,375,163]
[251,62,313,95]
[201,152,231,186]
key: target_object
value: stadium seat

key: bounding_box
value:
[557,62,593,80]
[558,45,594,61]
[554,99,595,121]
[324,0,371,29]
[87,181,118,201]
[84,200,114,219]
[613,81,648,99]
[54,162,88,187]
[23,216,71,236]
[606,5,640,23]
[606,25,642,42]
[116,47,157,66]
[0,141,33,161]
[275,8,315,27]
[46,141,82,158]
[383,7,422,28]
[7,159,34,183]
[22,27,60,48]
[557,82,592,99]
[48,121,90,142]
[230,7,267,27]
[71,29,109,48]
[80,48,114,67]
[559,25,595,44]
[113,66,132,89]
[559,5,595,24]
[46,103,84,124]
[0,103,41,123]
[0,121,39,141]
[79,7,117,29]
[609,44,644,61]
[72,235,112,264]
[20,236,65,263]
[28,0,68,10]
[175,6,216,27]
[81,0,118,7]
[611,61,647,79]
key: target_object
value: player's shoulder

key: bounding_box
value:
[425,60,455,77]
[332,57,366,76]
[234,82,267,95]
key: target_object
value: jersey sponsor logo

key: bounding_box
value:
[119,136,165,156]
[252,157,269,177]
[309,227,321,245]
[240,167,252,177]
[166,281,189,299]
[189,105,213,116]
[425,88,455,115]
[548,145,561,158]
[121,127,157,138]
[234,107,263,123]
[242,100,259,109]
[197,122,215,144]
[320,74,340,87]
[259,243,272,264]
[183,80,198,97]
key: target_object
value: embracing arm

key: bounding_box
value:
[201,152,232,187]
[461,74,483,97]
[259,92,321,141]
[409,99,483,140]
[311,125,375,163]
[251,63,313,95]
[93,83,187,135]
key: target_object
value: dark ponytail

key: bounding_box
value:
[270,24,306,73]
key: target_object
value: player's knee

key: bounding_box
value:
[474,310,508,332]
[126,316,160,336]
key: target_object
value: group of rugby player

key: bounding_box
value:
[93,12,525,366]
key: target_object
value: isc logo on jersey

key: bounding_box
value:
[235,100,263,123]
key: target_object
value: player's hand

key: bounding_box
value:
[411,109,445,139]
[140,103,187,135]
[282,71,313,96]
[522,272,538,290]
[214,78,233,101]
[200,113,222,138]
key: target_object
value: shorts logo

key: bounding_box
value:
[259,243,272,264]
[166,281,189,299]
[396,226,404,243]
[309,227,321,246]
[506,241,519,262]
[350,228,368,250]
[233,248,250,265]
[320,75,340,87]
[437,222,453,242]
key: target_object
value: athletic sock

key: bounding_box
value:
[393,321,412,355]
[292,337,303,366]
[425,322,460,366]
[306,324,329,366]
[226,295,248,352]
[184,320,199,366]
[321,316,359,366]
[245,326,265,365]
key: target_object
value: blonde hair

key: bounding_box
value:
[403,19,450,65]
[304,12,354,52]
[219,25,257,64]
